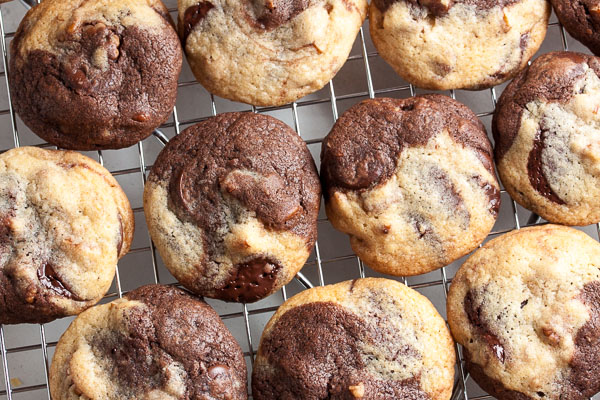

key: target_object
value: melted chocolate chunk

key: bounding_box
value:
[95,285,247,399]
[321,95,494,194]
[526,129,566,204]
[9,12,182,150]
[464,290,506,363]
[151,112,320,272]
[493,52,599,161]
[252,301,429,399]
[216,257,281,303]
[37,262,80,300]
[182,2,214,43]
[472,175,501,216]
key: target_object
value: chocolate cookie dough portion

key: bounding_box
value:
[0,147,133,324]
[369,0,550,90]
[144,112,321,303]
[178,0,367,106]
[10,0,182,150]
[252,278,456,400]
[551,0,600,56]
[321,95,500,276]
[49,285,248,400]
[448,225,600,400]
[493,51,600,225]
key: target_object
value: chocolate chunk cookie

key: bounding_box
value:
[0,147,133,324]
[493,52,600,225]
[178,0,367,106]
[448,225,600,400]
[144,112,321,303]
[369,0,550,90]
[321,95,500,276]
[10,0,182,150]
[252,278,456,399]
[49,285,248,400]
[551,0,600,56]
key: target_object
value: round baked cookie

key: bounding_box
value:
[448,225,600,400]
[178,0,367,106]
[493,51,600,226]
[369,0,550,90]
[49,284,248,400]
[9,0,182,150]
[0,147,133,324]
[551,0,600,56]
[144,112,321,303]
[252,278,456,399]
[320,95,500,276]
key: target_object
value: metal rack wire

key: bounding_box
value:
[0,1,597,399]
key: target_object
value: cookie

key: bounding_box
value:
[448,225,600,400]
[0,147,133,324]
[551,0,600,56]
[252,277,456,399]
[49,284,248,400]
[369,0,550,90]
[178,0,367,106]
[9,0,182,150]
[493,51,600,226]
[321,95,500,276]
[144,112,321,303]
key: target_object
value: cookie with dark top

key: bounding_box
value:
[448,225,600,400]
[369,0,550,90]
[9,0,182,150]
[252,278,456,399]
[493,51,600,225]
[178,0,367,106]
[551,0,600,56]
[49,284,247,400]
[321,95,500,276]
[0,147,133,324]
[144,112,321,303]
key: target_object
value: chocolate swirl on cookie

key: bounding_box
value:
[148,112,320,302]
[252,301,430,399]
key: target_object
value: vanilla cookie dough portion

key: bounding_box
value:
[0,147,133,324]
[50,285,248,400]
[448,225,600,400]
[10,0,182,150]
[144,112,321,303]
[493,51,600,225]
[178,0,367,106]
[369,0,550,90]
[252,278,456,400]
[321,95,500,276]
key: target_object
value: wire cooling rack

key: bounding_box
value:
[0,1,598,399]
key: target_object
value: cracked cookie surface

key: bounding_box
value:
[9,0,182,150]
[369,0,550,90]
[178,0,367,106]
[321,95,500,276]
[252,277,455,400]
[144,112,321,303]
[493,51,600,225]
[448,225,600,400]
[0,147,133,324]
[49,284,247,400]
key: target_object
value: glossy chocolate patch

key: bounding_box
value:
[37,262,80,300]
[252,301,429,399]
[183,2,214,43]
[464,290,506,363]
[216,257,281,303]
[321,95,493,194]
[526,129,565,205]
